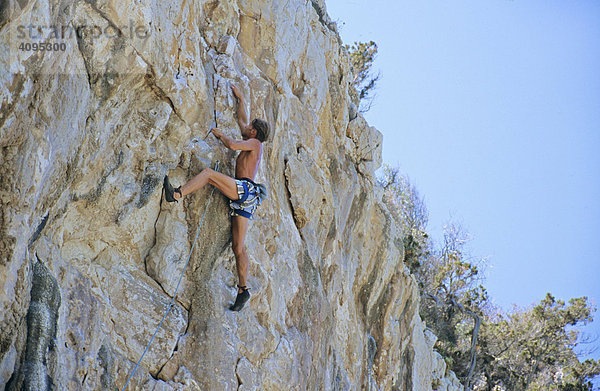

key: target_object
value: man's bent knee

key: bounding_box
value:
[232,243,245,258]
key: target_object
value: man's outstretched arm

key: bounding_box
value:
[211,128,259,151]
[231,84,249,131]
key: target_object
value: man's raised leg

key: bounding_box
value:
[171,168,240,201]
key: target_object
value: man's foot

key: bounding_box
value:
[163,176,182,202]
[229,286,250,311]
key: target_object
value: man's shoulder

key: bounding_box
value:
[248,138,262,151]
[239,138,261,146]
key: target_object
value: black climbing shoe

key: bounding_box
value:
[163,176,182,203]
[230,286,250,311]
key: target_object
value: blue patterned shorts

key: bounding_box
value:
[229,178,267,219]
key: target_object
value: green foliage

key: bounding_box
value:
[478,295,599,390]
[378,165,600,390]
[345,40,380,112]
[418,222,487,386]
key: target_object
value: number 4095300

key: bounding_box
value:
[18,42,67,51]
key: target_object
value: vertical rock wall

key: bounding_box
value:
[1,0,461,389]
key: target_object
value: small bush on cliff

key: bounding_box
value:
[346,40,380,112]
[378,165,429,272]
[378,165,600,390]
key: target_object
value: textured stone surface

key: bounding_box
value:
[1,0,461,390]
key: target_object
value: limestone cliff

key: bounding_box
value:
[1,0,461,389]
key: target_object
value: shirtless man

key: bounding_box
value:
[163,84,269,311]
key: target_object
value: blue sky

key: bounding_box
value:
[325,0,600,360]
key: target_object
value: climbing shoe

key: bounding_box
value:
[163,176,182,202]
[229,286,250,311]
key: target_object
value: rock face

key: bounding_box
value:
[0,0,461,390]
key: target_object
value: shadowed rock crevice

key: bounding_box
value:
[7,257,61,391]
[395,347,415,391]
[137,172,162,209]
[283,158,306,231]
[98,343,116,389]
[27,212,49,249]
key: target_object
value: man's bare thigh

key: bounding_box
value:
[208,170,240,201]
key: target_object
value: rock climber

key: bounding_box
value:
[163,84,269,311]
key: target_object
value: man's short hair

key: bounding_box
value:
[252,118,269,142]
